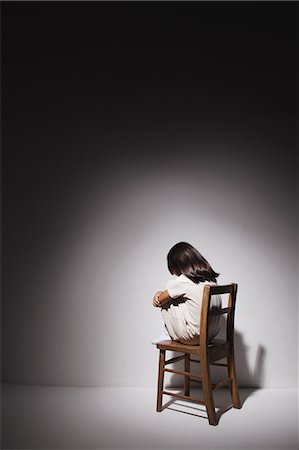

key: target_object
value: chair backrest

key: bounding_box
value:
[200,283,238,348]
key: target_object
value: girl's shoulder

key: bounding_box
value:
[165,274,189,286]
[166,274,193,287]
[178,274,194,283]
[200,280,218,285]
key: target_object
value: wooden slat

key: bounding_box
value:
[209,285,234,295]
[192,360,227,367]
[165,355,185,366]
[164,368,202,379]
[210,307,232,316]
[190,378,203,383]
[210,362,228,367]
[163,390,205,405]
[212,378,231,390]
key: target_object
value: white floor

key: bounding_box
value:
[1,383,298,450]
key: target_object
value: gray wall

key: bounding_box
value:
[2,2,297,388]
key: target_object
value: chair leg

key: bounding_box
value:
[156,349,165,412]
[227,349,241,409]
[200,355,217,425]
[184,353,190,396]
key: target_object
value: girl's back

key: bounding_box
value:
[162,274,222,345]
[152,242,222,346]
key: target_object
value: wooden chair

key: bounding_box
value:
[156,283,241,425]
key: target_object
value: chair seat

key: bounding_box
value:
[156,338,230,360]
[156,339,199,354]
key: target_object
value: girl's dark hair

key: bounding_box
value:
[167,242,219,283]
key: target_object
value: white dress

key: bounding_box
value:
[161,274,222,345]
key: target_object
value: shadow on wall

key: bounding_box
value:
[234,330,266,388]
[165,327,266,390]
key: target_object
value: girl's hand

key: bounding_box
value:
[153,291,162,307]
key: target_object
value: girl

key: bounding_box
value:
[152,242,222,345]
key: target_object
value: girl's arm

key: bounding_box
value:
[152,290,171,307]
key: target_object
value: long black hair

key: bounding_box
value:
[167,242,219,283]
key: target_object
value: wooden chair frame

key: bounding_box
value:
[156,283,241,425]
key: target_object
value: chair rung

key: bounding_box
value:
[165,355,185,366]
[212,378,231,390]
[210,362,228,367]
[163,390,205,405]
[210,307,232,316]
[164,368,202,379]
[189,359,227,368]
